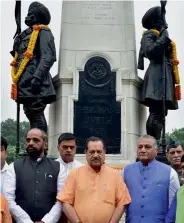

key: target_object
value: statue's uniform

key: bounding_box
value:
[12,24,56,132]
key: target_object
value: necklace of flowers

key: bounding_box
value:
[10,24,49,100]
[143,29,181,101]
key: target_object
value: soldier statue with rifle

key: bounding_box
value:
[138,1,181,152]
[10,1,56,136]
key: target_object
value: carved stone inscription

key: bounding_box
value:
[82,2,116,22]
[74,57,121,154]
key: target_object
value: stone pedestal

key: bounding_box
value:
[48,1,147,166]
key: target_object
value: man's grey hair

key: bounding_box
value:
[137,135,158,148]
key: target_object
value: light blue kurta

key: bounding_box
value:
[122,160,171,223]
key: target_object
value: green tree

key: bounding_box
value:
[1,118,30,151]
[6,146,16,164]
[166,128,184,146]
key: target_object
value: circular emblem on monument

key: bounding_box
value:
[88,62,107,80]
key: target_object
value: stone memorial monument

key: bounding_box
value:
[48,1,147,166]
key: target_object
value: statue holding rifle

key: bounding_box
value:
[10,1,56,134]
[138,1,181,147]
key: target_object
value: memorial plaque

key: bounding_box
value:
[62,1,125,25]
[74,57,121,154]
[82,2,116,22]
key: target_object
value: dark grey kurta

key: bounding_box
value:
[138,30,178,110]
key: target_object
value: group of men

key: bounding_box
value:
[0,0,182,222]
[0,129,184,223]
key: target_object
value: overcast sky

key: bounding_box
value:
[1,0,184,133]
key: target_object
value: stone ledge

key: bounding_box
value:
[53,75,73,88]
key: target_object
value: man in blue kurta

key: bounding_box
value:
[121,135,180,223]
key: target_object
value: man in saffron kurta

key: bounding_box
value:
[0,194,12,223]
[57,136,131,223]
[121,135,180,223]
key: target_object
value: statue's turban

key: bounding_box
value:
[28,1,51,25]
[142,6,161,29]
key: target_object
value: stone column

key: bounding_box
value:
[48,1,147,165]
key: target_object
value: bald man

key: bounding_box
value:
[4,128,66,223]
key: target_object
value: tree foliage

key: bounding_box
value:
[1,118,30,162]
[166,128,184,146]
[1,118,30,147]
[6,146,16,164]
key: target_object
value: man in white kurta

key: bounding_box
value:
[1,137,9,194]
[56,133,83,176]
[55,133,83,223]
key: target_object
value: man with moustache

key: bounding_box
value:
[166,140,184,185]
[3,128,66,223]
[121,135,180,223]
[57,136,131,223]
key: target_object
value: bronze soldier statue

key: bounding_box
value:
[10,1,56,133]
[138,5,180,143]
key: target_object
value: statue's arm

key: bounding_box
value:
[33,29,56,81]
[142,31,171,60]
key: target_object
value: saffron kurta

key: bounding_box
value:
[0,194,12,223]
[57,164,131,223]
